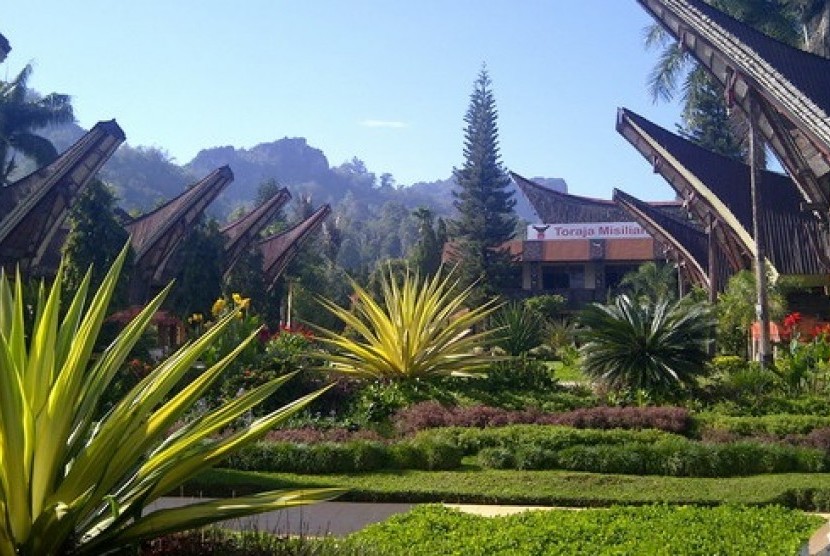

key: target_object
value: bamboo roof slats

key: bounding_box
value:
[124,166,232,282]
[0,120,125,270]
[637,0,830,210]
[617,107,827,277]
[220,187,291,274]
[614,187,725,289]
[259,204,331,289]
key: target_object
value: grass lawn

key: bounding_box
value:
[187,467,830,508]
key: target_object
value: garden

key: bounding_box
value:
[145,265,830,553]
[5,237,830,555]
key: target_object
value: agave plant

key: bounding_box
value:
[312,266,502,380]
[0,245,342,556]
[578,295,714,396]
[491,301,545,356]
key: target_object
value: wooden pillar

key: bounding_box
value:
[749,93,772,368]
[707,215,718,304]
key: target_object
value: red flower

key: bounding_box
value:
[783,312,802,329]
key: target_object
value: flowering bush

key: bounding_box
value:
[775,313,830,395]
[391,402,694,436]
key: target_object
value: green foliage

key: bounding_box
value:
[579,295,715,397]
[716,269,786,355]
[450,67,517,300]
[775,332,830,395]
[224,247,273,325]
[0,245,341,555]
[0,63,74,184]
[408,207,443,278]
[553,440,824,477]
[523,294,566,322]
[481,356,558,391]
[225,439,461,474]
[679,71,746,158]
[348,504,821,556]
[62,179,132,306]
[698,413,830,437]
[490,301,545,355]
[198,465,830,509]
[618,261,678,302]
[312,266,502,380]
[168,218,226,317]
[415,424,675,456]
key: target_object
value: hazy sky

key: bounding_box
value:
[3,1,686,200]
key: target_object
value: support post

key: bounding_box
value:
[749,93,772,368]
[707,214,718,305]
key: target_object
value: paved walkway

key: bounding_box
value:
[153,499,830,554]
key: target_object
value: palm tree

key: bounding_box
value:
[618,262,678,303]
[0,63,74,184]
[579,295,715,397]
[643,0,801,158]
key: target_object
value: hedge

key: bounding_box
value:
[414,424,678,455]
[347,504,822,556]
[393,402,693,436]
[222,439,461,474]
[698,413,830,437]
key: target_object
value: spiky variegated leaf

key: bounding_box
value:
[0,242,336,555]
[312,266,502,380]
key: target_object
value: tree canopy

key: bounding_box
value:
[450,67,517,299]
[0,64,74,184]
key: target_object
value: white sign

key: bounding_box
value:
[527,222,649,241]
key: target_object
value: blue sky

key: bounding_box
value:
[4,1,686,200]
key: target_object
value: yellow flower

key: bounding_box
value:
[211,298,227,317]
[232,293,244,306]
[239,297,251,310]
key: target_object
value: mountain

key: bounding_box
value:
[40,122,566,224]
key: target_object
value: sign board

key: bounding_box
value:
[527,222,650,241]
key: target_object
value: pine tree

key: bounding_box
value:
[451,67,516,299]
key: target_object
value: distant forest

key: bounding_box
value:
[41,122,562,272]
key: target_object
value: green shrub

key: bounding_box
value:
[477,447,515,469]
[440,424,825,477]
[698,413,830,437]
[514,445,555,470]
[481,355,557,391]
[709,355,750,375]
[778,488,830,512]
[554,440,824,477]
[347,504,823,556]
[415,424,676,456]
[225,438,461,474]
[579,295,714,397]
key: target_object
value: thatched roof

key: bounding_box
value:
[221,187,291,274]
[0,120,125,272]
[637,0,830,211]
[259,204,331,289]
[124,166,232,283]
[614,188,732,290]
[617,107,828,278]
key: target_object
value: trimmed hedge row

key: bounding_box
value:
[223,439,461,474]
[347,504,823,556]
[478,438,825,476]
[393,401,693,435]
[412,425,825,476]
[414,425,676,455]
[699,413,830,437]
